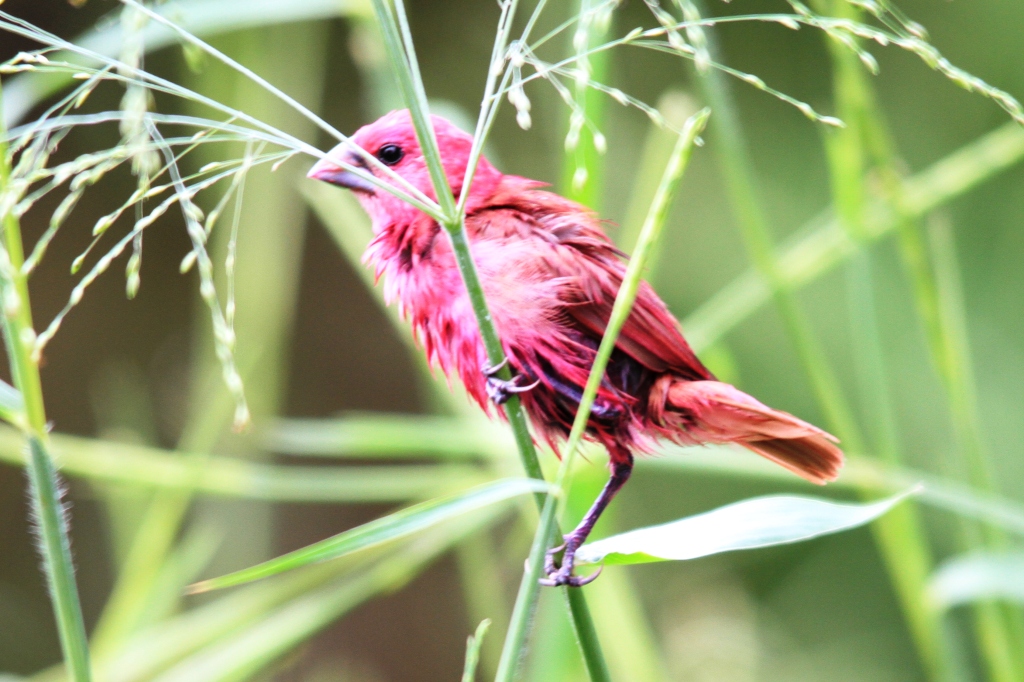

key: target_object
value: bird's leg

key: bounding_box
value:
[483,357,540,405]
[541,456,633,587]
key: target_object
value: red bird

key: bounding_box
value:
[308,110,843,586]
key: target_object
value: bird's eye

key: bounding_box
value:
[376,144,404,166]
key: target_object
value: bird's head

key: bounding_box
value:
[307,110,504,228]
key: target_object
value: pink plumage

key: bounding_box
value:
[309,110,843,585]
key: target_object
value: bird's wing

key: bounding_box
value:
[473,182,712,381]
[563,258,712,380]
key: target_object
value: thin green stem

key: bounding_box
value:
[497,109,707,682]
[495,494,567,682]
[0,77,92,681]
[682,120,1024,353]
[462,619,492,682]
[564,587,613,682]
[813,2,1024,674]
[811,3,951,677]
[556,109,709,498]
[688,0,862,450]
[560,0,612,210]
[369,1,609,678]
[456,0,522,219]
[928,215,1024,681]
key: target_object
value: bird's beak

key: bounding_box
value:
[307,155,376,193]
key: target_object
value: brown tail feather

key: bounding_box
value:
[664,380,845,484]
[741,436,843,485]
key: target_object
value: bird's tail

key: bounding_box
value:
[662,380,843,484]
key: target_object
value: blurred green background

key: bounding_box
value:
[1,0,1023,680]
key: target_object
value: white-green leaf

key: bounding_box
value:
[575,489,916,566]
[928,552,1024,610]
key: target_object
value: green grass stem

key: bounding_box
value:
[813,2,1024,672]
[0,77,92,682]
[812,5,951,675]
[497,108,708,682]
[367,2,611,677]
[462,619,491,682]
[559,0,612,211]
[683,120,1024,353]
[687,1,862,449]
[928,215,1024,680]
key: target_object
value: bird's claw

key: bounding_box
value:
[539,540,602,587]
[539,564,603,588]
[483,358,509,377]
[544,543,566,576]
[483,360,540,405]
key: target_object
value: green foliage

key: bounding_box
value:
[2,0,1024,680]
[575,489,914,565]
[187,478,551,593]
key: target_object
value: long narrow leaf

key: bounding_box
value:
[575,489,916,566]
[0,426,487,502]
[155,518,495,682]
[930,553,1024,610]
[268,413,504,459]
[684,121,1024,353]
[187,478,551,593]
[24,438,93,682]
[461,619,491,682]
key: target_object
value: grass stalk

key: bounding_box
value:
[0,77,92,681]
[682,120,1024,354]
[368,0,610,677]
[687,7,960,679]
[462,619,491,682]
[559,0,612,211]
[813,2,1024,674]
[497,109,708,682]
[687,1,862,449]
[811,4,951,676]
[928,214,1024,680]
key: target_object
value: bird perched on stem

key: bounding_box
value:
[308,110,844,587]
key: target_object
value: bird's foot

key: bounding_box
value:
[483,358,540,405]
[539,539,602,587]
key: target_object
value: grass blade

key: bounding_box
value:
[24,438,93,682]
[497,108,709,682]
[153,518,497,682]
[0,77,92,681]
[267,413,507,460]
[462,619,491,682]
[683,121,1024,353]
[575,489,915,565]
[930,553,1024,610]
[187,478,550,593]
[0,426,488,503]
